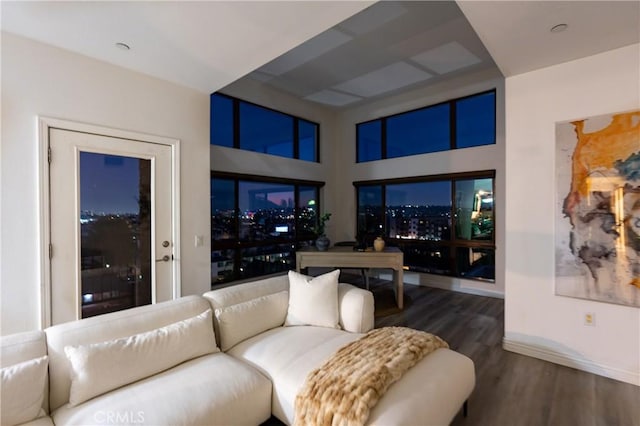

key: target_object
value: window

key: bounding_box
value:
[456,92,496,149]
[387,104,450,158]
[356,90,496,162]
[211,93,319,162]
[356,120,382,163]
[298,120,318,162]
[357,185,383,236]
[210,94,234,148]
[211,172,323,285]
[355,171,495,281]
[239,103,293,157]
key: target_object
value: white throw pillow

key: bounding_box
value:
[285,269,341,329]
[64,309,218,406]
[215,291,289,351]
[0,355,48,426]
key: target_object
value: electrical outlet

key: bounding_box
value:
[584,312,596,326]
[194,235,204,247]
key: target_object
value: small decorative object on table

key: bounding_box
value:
[373,236,385,252]
[315,212,332,251]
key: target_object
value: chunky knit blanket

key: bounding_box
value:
[294,327,449,426]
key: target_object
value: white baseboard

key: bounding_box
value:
[376,271,505,299]
[503,337,639,386]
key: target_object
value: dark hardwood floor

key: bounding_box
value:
[361,275,640,426]
[263,273,639,425]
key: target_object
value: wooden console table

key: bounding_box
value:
[296,246,404,309]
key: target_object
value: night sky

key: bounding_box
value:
[80,152,142,215]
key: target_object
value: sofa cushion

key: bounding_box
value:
[64,309,218,406]
[228,327,475,425]
[228,326,360,423]
[215,291,288,351]
[1,330,50,416]
[51,352,272,426]
[285,269,340,329]
[0,355,49,426]
[46,295,214,411]
[203,275,289,347]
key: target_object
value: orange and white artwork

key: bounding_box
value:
[555,110,639,307]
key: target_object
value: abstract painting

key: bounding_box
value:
[555,110,639,307]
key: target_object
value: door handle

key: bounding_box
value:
[156,255,172,262]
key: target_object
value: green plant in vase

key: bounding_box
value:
[314,212,332,251]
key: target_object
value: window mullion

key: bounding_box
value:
[294,185,300,241]
[450,179,458,276]
[381,185,387,236]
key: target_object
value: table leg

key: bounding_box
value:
[395,268,404,309]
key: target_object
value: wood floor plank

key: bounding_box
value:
[362,277,639,426]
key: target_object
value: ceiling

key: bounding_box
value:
[243,1,498,107]
[458,0,640,77]
[2,1,639,110]
[0,1,373,94]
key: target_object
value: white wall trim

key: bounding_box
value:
[37,118,52,330]
[37,117,182,328]
[376,271,505,299]
[503,337,640,386]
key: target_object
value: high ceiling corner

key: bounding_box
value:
[456,0,640,76]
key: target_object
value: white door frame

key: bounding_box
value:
[37,117,181,328]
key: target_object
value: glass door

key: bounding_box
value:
[49,128,175,324]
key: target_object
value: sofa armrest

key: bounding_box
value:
[338,283,374,333]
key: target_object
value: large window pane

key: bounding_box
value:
[355,89,495,160]
[356,172,494,282]
[240,103,293,158]
[211,174,322,286]
[386,104,450,158]
[298,186,318,237]
[455,178,493,241]
[298,120,318,162]
[211,249,234,284]
[457,247,494,281]
[211,93,319,162]
[456,92,496,149]
[79,153,151,318]
[238,181,295,241]
[357,185,383,240]
[357,120,382,162]
[401,243,451,275]
[210,94,234,148]
[240,244,295,280]
[211,178,236,240]
[386,181,452,241]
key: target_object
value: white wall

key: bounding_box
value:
[504,44,640,385]
[1,33,212,334]
[334,68,506,297]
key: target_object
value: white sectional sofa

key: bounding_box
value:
[1,273,475,426]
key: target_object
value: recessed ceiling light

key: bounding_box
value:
[550,24,568,33]
[115,42,130,51]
